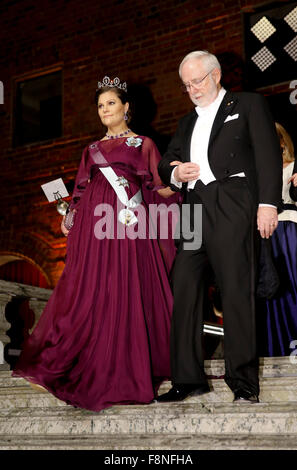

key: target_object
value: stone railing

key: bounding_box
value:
[0,279,224,370]
[0,279,52,369]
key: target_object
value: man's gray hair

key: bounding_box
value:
[178,50,221,78]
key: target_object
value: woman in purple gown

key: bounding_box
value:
[12,77,179,412]
[257,123,297,356]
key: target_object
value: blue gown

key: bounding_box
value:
[257,161,297,356]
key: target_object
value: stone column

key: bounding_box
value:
[0,293,13,369]
[28,299,47,334]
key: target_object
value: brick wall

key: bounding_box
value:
[0,0,293,286]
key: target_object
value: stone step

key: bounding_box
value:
[0,357,296,451]
[2,357,296,389]
[0,402,297,435]
[159,376,297,403]
[1,375,297,409]
[0,433,297,450]
[205,356,297,378]
[0,386,68,409]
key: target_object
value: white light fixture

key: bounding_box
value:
[251,16,276,43]
[284,35,297,61]
[284,6,297,33]
[251,46,277,71]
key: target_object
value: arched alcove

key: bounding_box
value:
[0,254,50,289]
[0,254,51,367]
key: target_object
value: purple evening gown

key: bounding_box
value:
[257,161,297,356]
[13,136,178,412]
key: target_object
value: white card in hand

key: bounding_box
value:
[41,178,69,202]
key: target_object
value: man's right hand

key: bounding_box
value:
[170,162,200,182]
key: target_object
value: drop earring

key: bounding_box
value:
[124,112,128,121]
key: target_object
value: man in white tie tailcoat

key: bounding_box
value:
[157,51,282,403]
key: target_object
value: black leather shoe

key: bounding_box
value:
[156,383,210,402]
[233,388,259,404]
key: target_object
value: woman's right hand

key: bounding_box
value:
[61,216,70,237]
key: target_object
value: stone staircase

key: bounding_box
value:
[0,356,297,450]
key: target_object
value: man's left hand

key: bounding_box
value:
[257,206,278,239]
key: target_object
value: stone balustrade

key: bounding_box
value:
[0,279,52,369]
[0,279,224,370]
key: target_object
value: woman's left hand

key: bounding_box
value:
[288,173,297,187]
[157,161,182,197]
[157,187,176,198]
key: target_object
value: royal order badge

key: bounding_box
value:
[126,137,142,148]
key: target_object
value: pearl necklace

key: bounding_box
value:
[106,129,131,139]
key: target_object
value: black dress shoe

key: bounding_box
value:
[233,388,259,404]
[156,383,210,402]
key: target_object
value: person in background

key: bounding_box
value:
[258,123,297,357]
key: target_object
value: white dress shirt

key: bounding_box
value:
[170,88,275,208]
[190,88,226,187]
[171,88,244,189]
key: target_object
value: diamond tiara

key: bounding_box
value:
[97,76,127,92]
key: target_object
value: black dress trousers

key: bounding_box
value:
[170,176,260,395]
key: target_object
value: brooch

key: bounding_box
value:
[116,176,129,188]
[126,136,143,148]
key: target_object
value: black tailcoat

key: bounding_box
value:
[158,90,282,393]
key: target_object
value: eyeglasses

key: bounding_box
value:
[180,70,213,93]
